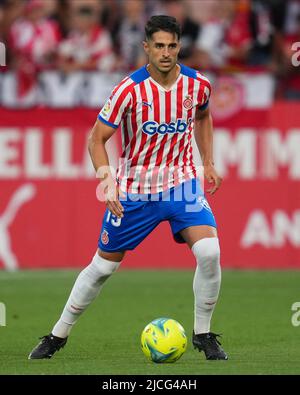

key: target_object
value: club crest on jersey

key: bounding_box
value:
[183,95,193,110]
[101,230,109,245]
[142,118,192,136]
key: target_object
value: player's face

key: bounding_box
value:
[143,31,181,74]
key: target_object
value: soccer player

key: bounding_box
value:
[29,15,228,361]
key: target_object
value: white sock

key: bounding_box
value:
[192,237,221,334]
[52,252,121,338]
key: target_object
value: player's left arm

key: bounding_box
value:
[194,106,222,195]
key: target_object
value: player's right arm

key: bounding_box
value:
[89,76,133,217]
[88,119,124,218]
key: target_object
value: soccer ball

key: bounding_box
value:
[141,318,187,363]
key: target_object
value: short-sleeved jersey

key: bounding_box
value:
[98,64,211,194]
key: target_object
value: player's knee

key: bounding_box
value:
[83,252,122,283]
[192,237,220,261]
[192,237,221,278]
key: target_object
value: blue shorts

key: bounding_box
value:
[98,178,217,252]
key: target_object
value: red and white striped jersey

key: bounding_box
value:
[98,64,211,194]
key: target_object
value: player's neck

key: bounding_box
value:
[147,64,180,90]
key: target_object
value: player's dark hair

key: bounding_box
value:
[145,15,181,41]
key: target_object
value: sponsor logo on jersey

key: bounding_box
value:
[101,230,109,245]
[142,118,192,136]
[183,95,193,110]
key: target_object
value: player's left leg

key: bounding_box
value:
[180,225,221,331]
[180,225,220,334]
[167,178,228,360]
[180,225,228,360]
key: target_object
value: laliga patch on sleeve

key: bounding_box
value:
[100,99,112,119]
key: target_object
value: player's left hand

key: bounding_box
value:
[203,164,222,195]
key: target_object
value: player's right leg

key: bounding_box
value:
[28,249,124,360]
[28,198,160,360]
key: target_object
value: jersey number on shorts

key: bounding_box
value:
[106,211,122,227]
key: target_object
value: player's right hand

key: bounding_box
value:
[96,167,125,218]
[105,186,125,218]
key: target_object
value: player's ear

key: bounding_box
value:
[143,40,149,55]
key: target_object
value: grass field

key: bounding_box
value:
[0,269,300,375]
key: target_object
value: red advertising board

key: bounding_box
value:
[0,104,299,270]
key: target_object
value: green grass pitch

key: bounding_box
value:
[0,269,300,375]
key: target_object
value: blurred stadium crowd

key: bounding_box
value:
[0,0,300,99]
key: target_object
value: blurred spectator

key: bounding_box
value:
[194,1,225,69]
[0,1,4,40]
[224,0,252,68]
[0,0,25,42]
[100,0,123,42]
[196,0,252,71]
[1,0,299,102]
[8,0,61,97]
[185,0,220,25]
[283,0,300,35]
[160,0,201,67]
[50,0,70,38]
[58,0,116,73]
[248,0,275,66]
[144,0,165,17]
[114,0,147,71]
[272,0,300,99]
